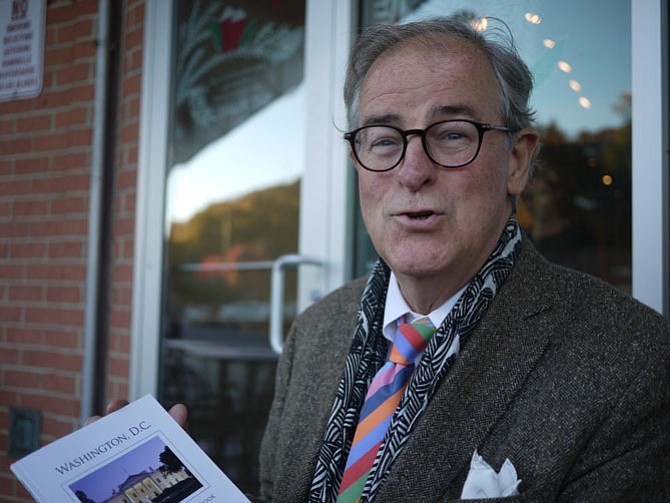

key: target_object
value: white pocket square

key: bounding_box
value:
[460,450,521,499]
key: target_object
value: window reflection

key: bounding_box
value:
[161,0,305,494]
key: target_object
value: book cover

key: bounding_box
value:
[11,395,251,503]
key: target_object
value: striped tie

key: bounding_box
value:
[337,317,436,503]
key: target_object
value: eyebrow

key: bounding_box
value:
[361,113,402,127]
[360,104,483,128]
[429,104,481,121]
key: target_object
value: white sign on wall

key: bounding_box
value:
[0,0,46,102]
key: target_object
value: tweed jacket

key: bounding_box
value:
[258,239,670,502]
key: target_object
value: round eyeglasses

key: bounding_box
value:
[344,119,517,172]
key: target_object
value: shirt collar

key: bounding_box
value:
[382,272,467,342]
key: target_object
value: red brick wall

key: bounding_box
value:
[0,1,144,500]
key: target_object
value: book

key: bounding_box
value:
[11,395,251,503]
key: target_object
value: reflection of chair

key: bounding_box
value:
[161,347,276,495]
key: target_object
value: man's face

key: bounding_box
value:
[354,38,537,312]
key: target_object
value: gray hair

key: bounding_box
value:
[344,17,536,133]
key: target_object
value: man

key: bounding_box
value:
[257,17,670,502]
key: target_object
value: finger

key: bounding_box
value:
[168,403,189,431]
[105,399,129,415]
[84,399,129,427]
[84,415,102,426]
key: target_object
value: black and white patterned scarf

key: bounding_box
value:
[308,216,522,503]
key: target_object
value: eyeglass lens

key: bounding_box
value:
[353,120,482,171]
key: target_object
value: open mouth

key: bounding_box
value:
[405,211,435,220]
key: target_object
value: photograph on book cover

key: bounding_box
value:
[65,434,208,503]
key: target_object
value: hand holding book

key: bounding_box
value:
[12,395,250,503]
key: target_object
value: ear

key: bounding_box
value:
[507,128,540,196]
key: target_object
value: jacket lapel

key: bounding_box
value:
[376,241,557,499]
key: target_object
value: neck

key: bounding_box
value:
[395,274,468,314]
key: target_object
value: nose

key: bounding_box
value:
[395,135,437,191]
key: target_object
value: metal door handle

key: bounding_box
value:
[270,254,324,354]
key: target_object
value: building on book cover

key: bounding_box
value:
[68,435,203,503]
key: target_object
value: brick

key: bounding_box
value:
[0,306,21,323]
[110,332,131,353]
[14,156,50,174]
[0,221,29,238]
[14,199,49,217]
[117,168,137,190]
[24,306,85,326]
[113,285,132,305]
[0,264,25,280]
[55,106,89,128]
[48,241,84,259]
[44,44,76,66]
[121,94,140,120]
[119,121,139,143]
[107,355,129,377]
[0,159,12,176]
[0,118,13,135]
[126,48,143,73]
[112,263,133,283]
[124,26,144,50]
[6,327,41,345]
[22,350,82,372]
[9,241,47,259]
[127,1,145,27]
[0,347,20,366]
[123,144,139,165]
[114,217,135,236]
[57,18,94,44]
[36,85,95,109]
[51,195,87,215]
[0,96,33,114]
[72,39,97,60]
[31,173,90,194]
[0,201,10,217]
[43,329,79,349]
[4,370,42,389]
[0,137,32,155]
[122,73,142,96]
[124,192,136,213]
[52,151,90,171]
[30,218,88,237]
[27,263,86,281]
[47,3,79,24]
[56,62,92,86]
[0,178,31,197]
[0,390,19,409]
[73,0,99,16]
[16,114,52,133]
[8,285,43,302]
[43,373,77,394]
[33,129,93,152]
[21,393,80,417]
[109,309,131,329]
[47,285,81,303]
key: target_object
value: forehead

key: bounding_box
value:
[359,37,501,124]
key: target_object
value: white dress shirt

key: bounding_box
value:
[382,272,466,362]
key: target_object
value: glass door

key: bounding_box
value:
[159,0,306,493]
